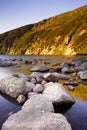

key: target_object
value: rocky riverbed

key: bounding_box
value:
[0,56,87,130]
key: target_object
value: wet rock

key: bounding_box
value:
[2,110,71,130]
[17,95,26,103]
[33,84,44,93]
[55,66,63,72]
[32,59,38,65]
[74,66,86,72]
[22,94,54,112]
[43,72,74,81]
[30,66,50,72]
[0,61,15,67]
[24,60,32,64]
[43,82,75,105]
[43,72,59,82]
[67,85,75,91]
[78,70,87,80]
[64,81,78,86]
[44,61,50,64]
[61,66,74,74]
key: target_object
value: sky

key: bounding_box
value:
[0,0,87,34]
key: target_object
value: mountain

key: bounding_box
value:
[0,5,87,55]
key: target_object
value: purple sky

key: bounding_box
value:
[0,0,87,34]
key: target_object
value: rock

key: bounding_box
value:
[64,81,78,86]
[67,85,75,91]
[2,110,72,130]
[30,66,50,72]
[43,73,59,82]
[30,78,37,84]
[0,76,35,98]
[36,77,43,83]
[80,80,87,85]
[32,59,38,65]
[24,60,32,64]
[74,66,86,72]
[43,82,75,105]
[0,61,15,67]
[25,81,36,93]
[78,70,87,80]
[33,84,44,93]
[61,66,74,74]
[22,94,54,112]
[41,80,47,85]
[30,72,43,78]
[27,92,38,99]
[17,95,26,103]
[43,72,74,81]
[44,61,50,64]
[74,61,87,72]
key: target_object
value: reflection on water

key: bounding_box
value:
[69,83,87,102]
[0,55,87,130]
[0,95,21,129]
[65,99,87,130]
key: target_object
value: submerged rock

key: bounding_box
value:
[30,66,50,72]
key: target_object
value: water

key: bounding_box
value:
[0,55,87,130]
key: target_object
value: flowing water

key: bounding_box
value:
[0,55,87,130]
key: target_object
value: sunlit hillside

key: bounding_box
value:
[0,5,87,55]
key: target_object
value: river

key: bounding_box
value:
[0,55,87,130]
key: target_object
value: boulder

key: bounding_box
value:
[30,72,43,78]
[33,84,44,93]
[43,82,75,105]
[78,70,87,80]
[0,76,35,98]
[0,61,15,67]
[61,66,74,74]
[2,110,72,130]
[43,72,74,81]
[30,66,50,72]
[22,94,54,112]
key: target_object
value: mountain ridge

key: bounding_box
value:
[0,5,87,55]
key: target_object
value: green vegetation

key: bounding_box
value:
[12,74,20,78]
[0,5,87,55]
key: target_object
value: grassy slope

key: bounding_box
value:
[0,5,87,55]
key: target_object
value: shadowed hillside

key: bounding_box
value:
[0,5,87,55]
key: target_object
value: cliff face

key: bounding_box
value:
[0,5,87,55]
